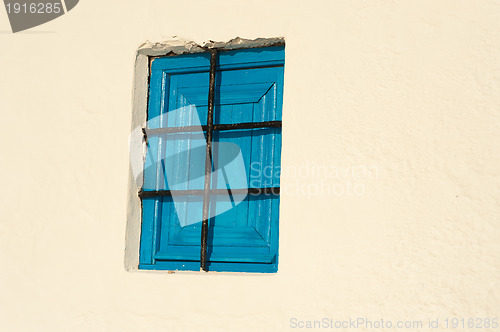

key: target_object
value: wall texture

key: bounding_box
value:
[0,1,499,331]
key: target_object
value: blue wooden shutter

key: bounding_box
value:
[139,46,284,273]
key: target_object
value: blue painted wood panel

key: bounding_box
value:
[139,46,284,272]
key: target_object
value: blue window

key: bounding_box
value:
[139,46,284,273]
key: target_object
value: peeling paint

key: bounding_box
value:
[137,36,285,56]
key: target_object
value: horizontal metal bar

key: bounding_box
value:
[144,121,281,136]
[146,125,207,135]
[247,187,280,195]
[139,187,280,198]
[214,121,282,131]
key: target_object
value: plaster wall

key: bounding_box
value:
[0,1,499,331]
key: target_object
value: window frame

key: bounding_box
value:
[136,44,285,273]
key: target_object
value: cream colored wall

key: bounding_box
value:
[1,1,499,331]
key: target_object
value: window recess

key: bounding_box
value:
[139,45,284,273]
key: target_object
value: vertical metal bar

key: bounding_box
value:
[200,49,217,271]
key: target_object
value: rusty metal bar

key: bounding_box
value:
[214,121,281,131]
[143,121,281,136]
[200,49,217,271]
[139,187,280,198]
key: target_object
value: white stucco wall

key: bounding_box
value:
[1,1,499,331]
